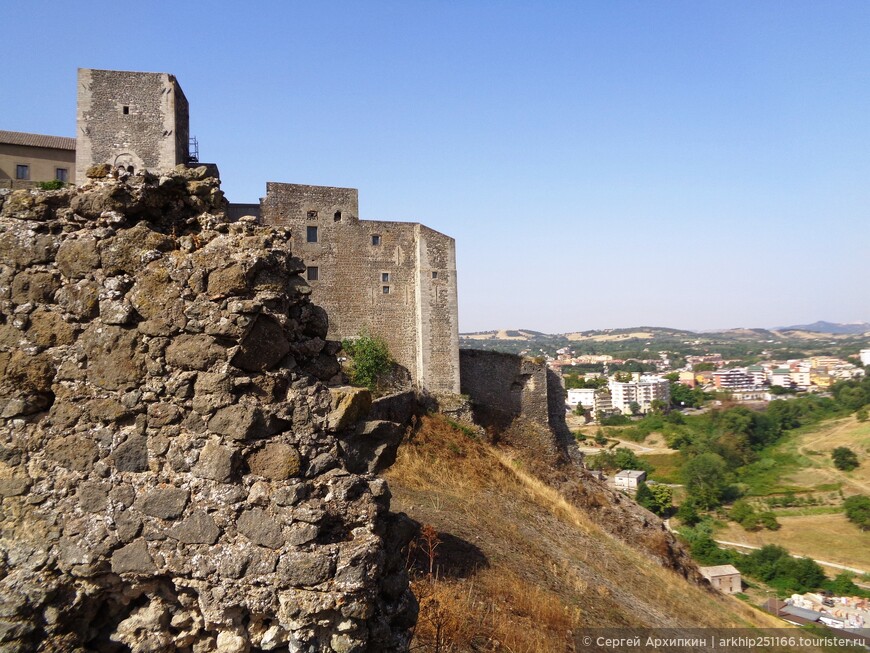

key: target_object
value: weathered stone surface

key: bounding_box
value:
[165,334,225,371]
[338,420,405,474]
[208,263,248,296]
[237,509,284,549]
[192,441,235,482]
[137,487,189,519]
[247,443,301,480]
[112,435,149,473]
[231,315,290,372]
[27,308,76,347]
[207,404,264,440]
[168,511,220,544]
[82,324,145,391]
[111,539,156,574]
[328,386,372,431]
[0,173,416,653]
[11,270,60,305]
[56,237,100,279]
[277,551,336,586]
[45,435,98,472]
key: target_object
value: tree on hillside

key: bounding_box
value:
[682,452,728,510]
[832,447,860,471]
[844,495,870,531]
[341,333,393,392]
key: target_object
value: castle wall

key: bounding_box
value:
[76,68,189,181]
[459,349,576,463]
[261,182,460,394]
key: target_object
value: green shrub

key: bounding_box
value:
[844,495,870,531]
[832,447,860,471]
[37,179,66,190]
[341,333,393,391]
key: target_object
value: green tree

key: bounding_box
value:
[844,495,870,530]
[856,407,868,422]
[676,497,701,526]
[832,447,860,471]
[628,401,642,416]
[341,333,393,391]
[758,512,781,531]
[646,484,673,516]
[683,452,728,510]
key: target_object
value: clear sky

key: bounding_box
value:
[4,1,869,333]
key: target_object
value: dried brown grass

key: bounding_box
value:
[386,415,788,651]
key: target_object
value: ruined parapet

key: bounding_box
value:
[458,349,578,464]
[0,173,416,651]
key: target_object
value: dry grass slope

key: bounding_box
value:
[386,416,783,652]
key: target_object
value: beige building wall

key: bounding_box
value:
[261,182,460,394]
[0,136,76,188]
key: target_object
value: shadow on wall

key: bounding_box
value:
[458,349,576,464]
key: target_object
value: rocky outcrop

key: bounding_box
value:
[0,169,415,652]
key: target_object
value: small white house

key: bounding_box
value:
[614,469,646,492]
[699,565,742,594]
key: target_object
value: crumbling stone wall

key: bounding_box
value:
[76,68,190,182]
[459,349,576,464]
[260,183,460,395]
[0,169,415,652]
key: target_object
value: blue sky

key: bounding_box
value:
[5,1,870,332]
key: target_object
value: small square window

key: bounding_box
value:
[306,226,318,243]
[371,234,381,246]
[306,266,319,281]
[122,105,129,115]
[55,168,68,182]
[381,272,390,282]
[307,209,318,219]
[432,271,438,279]
[15,164,29,180]
[333,211,342,222]
[382,285,390,294]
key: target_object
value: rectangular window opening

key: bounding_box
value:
[381,272,390,282]
[382,285,390,294]
[371,234,381,246]
[432,271,438,279]
[306,266,319,281]
[333,210,342,222]
[307,209,318,219]
[55,168,68,182]
[15,164,29,180]
[306,226,318,243]
[122,105,129,115]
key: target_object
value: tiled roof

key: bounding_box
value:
[0,130,76,151]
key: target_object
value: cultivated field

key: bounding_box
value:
[716,512,870,573]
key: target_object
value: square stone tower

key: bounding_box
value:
[261,182,461,394]
[75,68,190,182]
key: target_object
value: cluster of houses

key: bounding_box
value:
[677,356,865,400]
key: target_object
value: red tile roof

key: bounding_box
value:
[0,130,75,151]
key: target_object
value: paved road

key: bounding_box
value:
[714,539,867,575]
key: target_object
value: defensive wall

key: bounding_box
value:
[261,182,460,394]
[459,349,576,463]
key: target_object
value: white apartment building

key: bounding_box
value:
[566,388,613,416]
[608,375,670,414]
[861,349,870,367]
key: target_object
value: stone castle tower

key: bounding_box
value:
[261,183,461,394]
[75,68,190,181]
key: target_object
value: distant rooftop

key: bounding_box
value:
[699,564,740,577]
[615,470,646,479]
[0,130,76,151]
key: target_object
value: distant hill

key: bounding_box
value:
[774,321,870,335]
